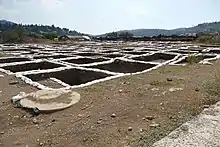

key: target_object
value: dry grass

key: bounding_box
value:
[0,52,5,57]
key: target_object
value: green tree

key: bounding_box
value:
[15,26,25,42]
[118,31,133,39]
[106,32,118,38]
[43,32,57,40]
[2,30,19,43]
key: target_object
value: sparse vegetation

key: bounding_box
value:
[0,26,24,43]
[43,32,58,40]
[204,72,220,97]
[0,52,5,57]
[105,31,134,40]
[186,55,202,64]
[194,33,220,46]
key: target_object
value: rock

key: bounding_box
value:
[39,142,44,146]
[97,120,102,124]
[150,123,160,128]
[81,104,90,110]
[145,115,155,120]
[195,88,200,92]
[139,128,147,132]
[167,78,173,82]
[128,127,133,131]
[123,81,130,85]
[142,117,147,121]
[0,75,4,78]
[51,119,56,122]
[119,89,123,93]
[180,125,189,132]
[9,80,19,85]
[32,107,40,116]
[151,88,159,91]
[111,113,116,118]
[33,118,39,124]
[37,139,40,142]
[169,87,183,92]
[17,89,80,112]
[13,115,19,119]
[1,131,4,134]
[168,115,174,119]
[162,91,167,95]
[78,114,83,117]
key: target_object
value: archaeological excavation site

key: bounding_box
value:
[1,41,220,147]
[0,41,218,90]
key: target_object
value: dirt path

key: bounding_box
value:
[1,61,220,147]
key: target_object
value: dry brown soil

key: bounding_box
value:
[1,61,220,147]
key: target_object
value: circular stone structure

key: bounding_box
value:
[19,89,80,112]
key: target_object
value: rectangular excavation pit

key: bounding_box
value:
[207,50,220,54]
[0,57,30,63]
[2,48,30,52]
[102,54,124,58]
[2,61,63,73]
[33,55,70,59]
[26,68,113,86]
[89,59,156,73]
[62,57,108,64]
[132,53,176,63]
[73,52,102,57]
[101,50,119,53]
[176,55,217,64]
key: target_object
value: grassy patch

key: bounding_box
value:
[186,55,202,64]
[0,52,5,57]
[203,72,220,97]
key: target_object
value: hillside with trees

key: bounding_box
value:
[0,20,83,43]
[99,21,220,37]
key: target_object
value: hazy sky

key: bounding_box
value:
[0,0,219,35]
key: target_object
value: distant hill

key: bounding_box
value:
[0,20,82,36]
[99,21,220,37]
[0,20,16,25]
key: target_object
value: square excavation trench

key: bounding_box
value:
[132,53,176,63]
[33,55,70,59]
[176,55,217,64]
[2,61,63,73]
[26,68,113,86]
[2,48,30,52]
[89,59,156,73]
[208,50,220,54]
[102,54,124,58]
[101,50,118,54]
[0,57,30,63]
[73,52,102,57]
[62,57,108,64]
